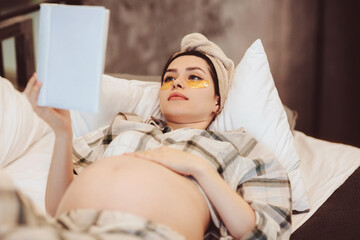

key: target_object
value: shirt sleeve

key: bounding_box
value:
[237,142,292,239]
[218,129,292,240]
[72,112,145,175]
[72,125,110,175]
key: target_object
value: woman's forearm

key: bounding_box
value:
[45,129,74,217]
[24,73,75,216]
[193,164,256,239]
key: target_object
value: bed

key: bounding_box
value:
[1,39,360,239]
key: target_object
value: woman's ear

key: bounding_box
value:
[213,95,220,114]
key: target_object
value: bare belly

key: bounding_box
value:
[56,155,210,240]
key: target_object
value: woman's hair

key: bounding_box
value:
[161,50,220,98]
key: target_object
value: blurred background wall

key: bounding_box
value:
[83,0,360,147]
[2,0,359,147]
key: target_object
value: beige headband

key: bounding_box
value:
[179,33,234,110]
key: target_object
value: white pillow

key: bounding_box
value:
[70,40,309,212]
[0,77,51,167]
[70,76,161,138]
[209,40,309,212]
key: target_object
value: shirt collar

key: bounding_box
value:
[147,116,173,133]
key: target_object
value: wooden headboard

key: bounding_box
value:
[0,0,83,90]
[0,15,35,91]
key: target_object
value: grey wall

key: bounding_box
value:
[82,0,319,132]
[81,0,359,147]
[3,0,354,146]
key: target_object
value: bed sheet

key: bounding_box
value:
[291,130,360,232]
[3,131,54,213]
[3,129,360,233]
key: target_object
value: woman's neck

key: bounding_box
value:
[166,120,210,130]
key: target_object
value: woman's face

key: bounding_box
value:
[159,55,219,126]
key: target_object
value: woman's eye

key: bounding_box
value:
[189,75,202,80]
[164,76,175,82]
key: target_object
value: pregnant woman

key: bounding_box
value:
[16,33,291,240]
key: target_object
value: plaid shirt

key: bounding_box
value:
[72,113,292,240]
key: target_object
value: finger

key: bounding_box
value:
[24,73,37,96]
[123,152,146,160]
[133,152,156,161]
[33,80,42,104]
[25,76,41,107]
[131,152,146,158]
[28,80,41,106]
[123,152,135,156]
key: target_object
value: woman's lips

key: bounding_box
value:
[168,92,189,101]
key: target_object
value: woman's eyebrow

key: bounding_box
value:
[166,67,205,73]
[186,67,206,73]
[166,68,177,73]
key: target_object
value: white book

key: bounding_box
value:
[37,4,109,113]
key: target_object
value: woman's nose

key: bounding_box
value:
[172,78,185,89]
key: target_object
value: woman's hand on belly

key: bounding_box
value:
[130,146,257,238]
[126,146,208,177]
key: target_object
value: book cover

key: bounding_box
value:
[37,4,109,113]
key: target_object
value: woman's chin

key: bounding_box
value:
[163,112,193,123]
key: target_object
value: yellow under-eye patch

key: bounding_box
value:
[161,81,173,90]
[186,80,209,88]
[160,80,210,90]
